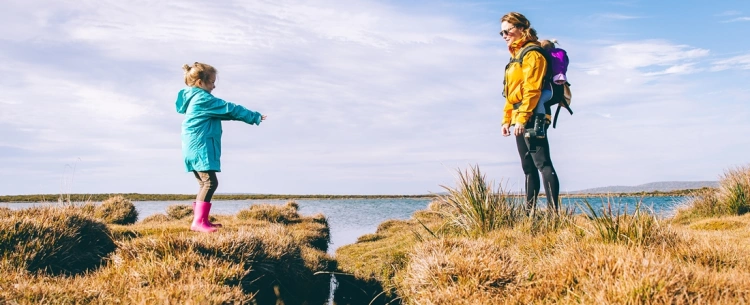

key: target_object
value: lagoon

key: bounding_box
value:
[3,196,688,253]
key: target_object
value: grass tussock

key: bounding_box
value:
[398,238,520,303]
[579,198,678,247]
[94,195,138,225]
[675,166,750,222]
[1,201,334,304]
[166,204,193,220]
[237,200,300,224]
[140,213,171,224]
[0,207,116,276]
[437,165,526,237]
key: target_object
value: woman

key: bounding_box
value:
[500,12,561,212]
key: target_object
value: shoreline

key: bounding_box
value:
[0,188,708,203]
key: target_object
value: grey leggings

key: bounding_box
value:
[193,171,219,202]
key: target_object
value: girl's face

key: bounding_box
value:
[500,21,521,47]
[198,75,216,93]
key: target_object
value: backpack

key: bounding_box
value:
[507,44,573,128]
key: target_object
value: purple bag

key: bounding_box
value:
[547,48,569,84]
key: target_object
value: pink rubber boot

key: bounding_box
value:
[191,201,217,233]
[193,202,222,228]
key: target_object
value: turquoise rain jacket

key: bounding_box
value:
[175,87,263,172]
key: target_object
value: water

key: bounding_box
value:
[3,196,688,252]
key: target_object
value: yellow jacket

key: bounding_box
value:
[503,39,547,126]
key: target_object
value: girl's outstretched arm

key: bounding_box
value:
[201,96,263,125]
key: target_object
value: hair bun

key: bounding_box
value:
[182,64,191,72]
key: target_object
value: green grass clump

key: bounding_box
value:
[166,204,193,220]
[94,195,138,225]
[675,166,750,222]
[0,207,116,275]
[438,165,526,237]
[579,198,676,247]
[716,166,750,215]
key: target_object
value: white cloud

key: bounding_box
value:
[722,17,750,23]
[0,1,748,196]
[716,10,742,16]
[602,41,709,70]
[711,53,750,71]
[593,13,642,20]
[643,63,700,76]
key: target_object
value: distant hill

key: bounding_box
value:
[572,181,719,194]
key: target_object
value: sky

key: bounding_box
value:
[1,0,749,196]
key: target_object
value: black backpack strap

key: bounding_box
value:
[552,100,573,128]
[510,45,545,66]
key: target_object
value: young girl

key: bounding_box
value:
[175,62,267,233]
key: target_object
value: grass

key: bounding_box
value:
[0,206,116,276]
[5,165,750,304]
[437,165,526,237]
[334,165,750,305]
[674,165,750,223]
[0,198,334,304]
[93,195,138,225]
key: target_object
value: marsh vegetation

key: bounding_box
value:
[1,166,748,304]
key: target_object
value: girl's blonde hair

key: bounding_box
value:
[540,39,558,50]
[501,12,538,42]
[182,62,217,87]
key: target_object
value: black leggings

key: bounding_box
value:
[193,171,219,202]
[515,131,560,211]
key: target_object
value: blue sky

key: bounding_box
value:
[1,0,749,196]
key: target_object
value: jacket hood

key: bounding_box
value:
[175,87,202,114]
[509,38,539,56]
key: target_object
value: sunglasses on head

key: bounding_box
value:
[500,25,516,36]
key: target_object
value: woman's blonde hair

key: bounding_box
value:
[182,62,217,87]
[501,12,538,42]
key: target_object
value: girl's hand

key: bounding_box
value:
[514,123,525,136]
[501,124,511,137]
[261,115,267,121]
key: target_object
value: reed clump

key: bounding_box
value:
[94,195,138,225]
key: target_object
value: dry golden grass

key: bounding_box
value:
[1,200,334,304]
[335,166,750,305]
[0,206,116,276]
[94,195,138,225]
[166,203,193,220]
[339,212,750,305]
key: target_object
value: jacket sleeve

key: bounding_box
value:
[514,51,547,125]
[202,96,263,125]
[502,101,513,125]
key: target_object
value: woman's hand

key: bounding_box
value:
[501,124,511,137]
[514,123,525,136]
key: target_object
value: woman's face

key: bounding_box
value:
[500,21,521,47]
